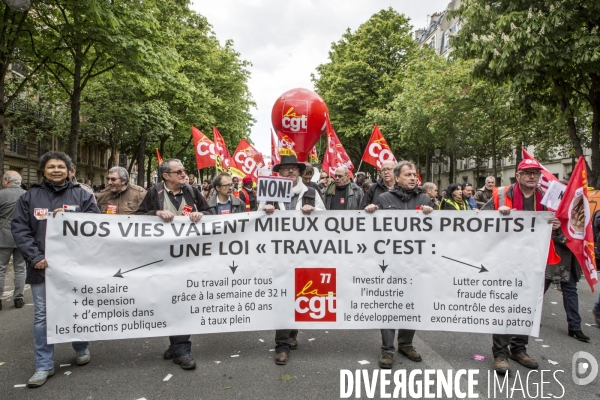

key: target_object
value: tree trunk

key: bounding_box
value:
[0,112,5,177]
[146,152,152,189]
[108,143,116,168]
[492,129,497,180]
[127,156,136,175]
[448,151,455,184]
[515,142,523,168]
[136,133,147,187]
[87,142,94,181]
[588,73,600,188]
[425,147,430,182]
[67,47,83,163]
[554,79,585,159]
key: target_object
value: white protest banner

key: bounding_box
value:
[257,176,294,203]
[45,211,552,344]
[541,180,567,211]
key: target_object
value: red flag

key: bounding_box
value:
[155,148,163,164]
[191,126,216,170]
[522,147,558,191]
[213,127,233,171]
[361,125,397,170]
[271,129,281,166]
[231,139,265,182]
[322,117,354,177]
[309,146,319,164]
[277,131,297,157]
[555,156,598,291]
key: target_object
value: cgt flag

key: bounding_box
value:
[213,127,233,171]
[522,147,558,191]
[231,139,266,182]
[309,146,319,164]
[271,129,281,167]
[555,156,598,291]
[322,117,354,177]
[155,148,163,164]
[191,126,216,170]
[361,125,397,170]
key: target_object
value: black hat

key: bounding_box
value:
[273,154,307,173]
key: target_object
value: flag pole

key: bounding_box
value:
[356,160,363,173]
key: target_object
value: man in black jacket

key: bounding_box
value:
[206,173,246,215]
[365,160,434,369]
[12,152,100,388]
[136,158,210,370]
[360,160,396,209]
[324,166,363,210]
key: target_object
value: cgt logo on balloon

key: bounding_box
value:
[294,268,337,322]
[281,101,308,133]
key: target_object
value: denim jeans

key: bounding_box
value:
[595,293,600,315]
[543,265,582,331]
[0,247,26,299]
[168,335,192,356]
[31,283,88,370]
[380,329,416,354]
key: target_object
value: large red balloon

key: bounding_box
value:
[271,88,328,162]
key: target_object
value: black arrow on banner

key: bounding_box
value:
[379,260,389,273]
[442,256,488,273]
[114,260,163,278]
[229,261,238,274]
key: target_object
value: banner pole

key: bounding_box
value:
[356,160,363,173]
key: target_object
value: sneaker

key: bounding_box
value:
[27,369,55,388]
[75,349,90,365]
[163,347,174,360]
[592,309,600,327]
[494,357,510,374]
[398,345,422,362]
[14,298,24,308]
[510,351,538,369]
[379,353,393,369]
[173,354,196,370]
[289,337,298,350]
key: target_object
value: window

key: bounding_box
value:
[441,31,450,53]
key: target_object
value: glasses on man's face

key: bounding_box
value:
[219,183,234,188]
[279,166,299,172]
[519,170,541,177]
[107,177,120,182]
[167,169,187,176]
[381,168,394,173]
[334,174,347,179]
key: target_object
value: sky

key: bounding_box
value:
[190,0,450,157]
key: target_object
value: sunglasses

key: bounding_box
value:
[107,177,120,182]
[166,169,187,175]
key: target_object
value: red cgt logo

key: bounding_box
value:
[294,268,336,322]
[281,100,308,133]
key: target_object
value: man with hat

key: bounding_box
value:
[258,152,325,365]
[482,158,561,374]
[239,175,257,211]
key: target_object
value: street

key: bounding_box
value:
[1,262,599,400]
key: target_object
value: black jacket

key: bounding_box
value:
[324,182,363,210]
[11,179,100,284]
[360,178,392,209]
[135,182,209,215]
[375,186,434,210]
[206,195,246,215]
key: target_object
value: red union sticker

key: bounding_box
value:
[106,205,118,214]
[294,268,336,322]
[181,205,193,216]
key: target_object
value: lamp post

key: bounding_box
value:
[3,0,32,12]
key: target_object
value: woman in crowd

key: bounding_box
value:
[439,183,471,210]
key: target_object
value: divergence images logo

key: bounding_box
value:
[295,268,336,322]
[572,351,598,386]
[281,100,308,133]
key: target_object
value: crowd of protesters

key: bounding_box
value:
[0,150,599,388]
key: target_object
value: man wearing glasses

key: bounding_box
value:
[360,160,397,209]
[206,172,246,215]
[482,159,561,374]
[323,165,363,210]
[97,167,146,215]
[259,153,325,365]
[136,158,209,370]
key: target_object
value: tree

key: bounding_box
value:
[31,0,178,164]
[451,0,600,185]
[312,8,418,165]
